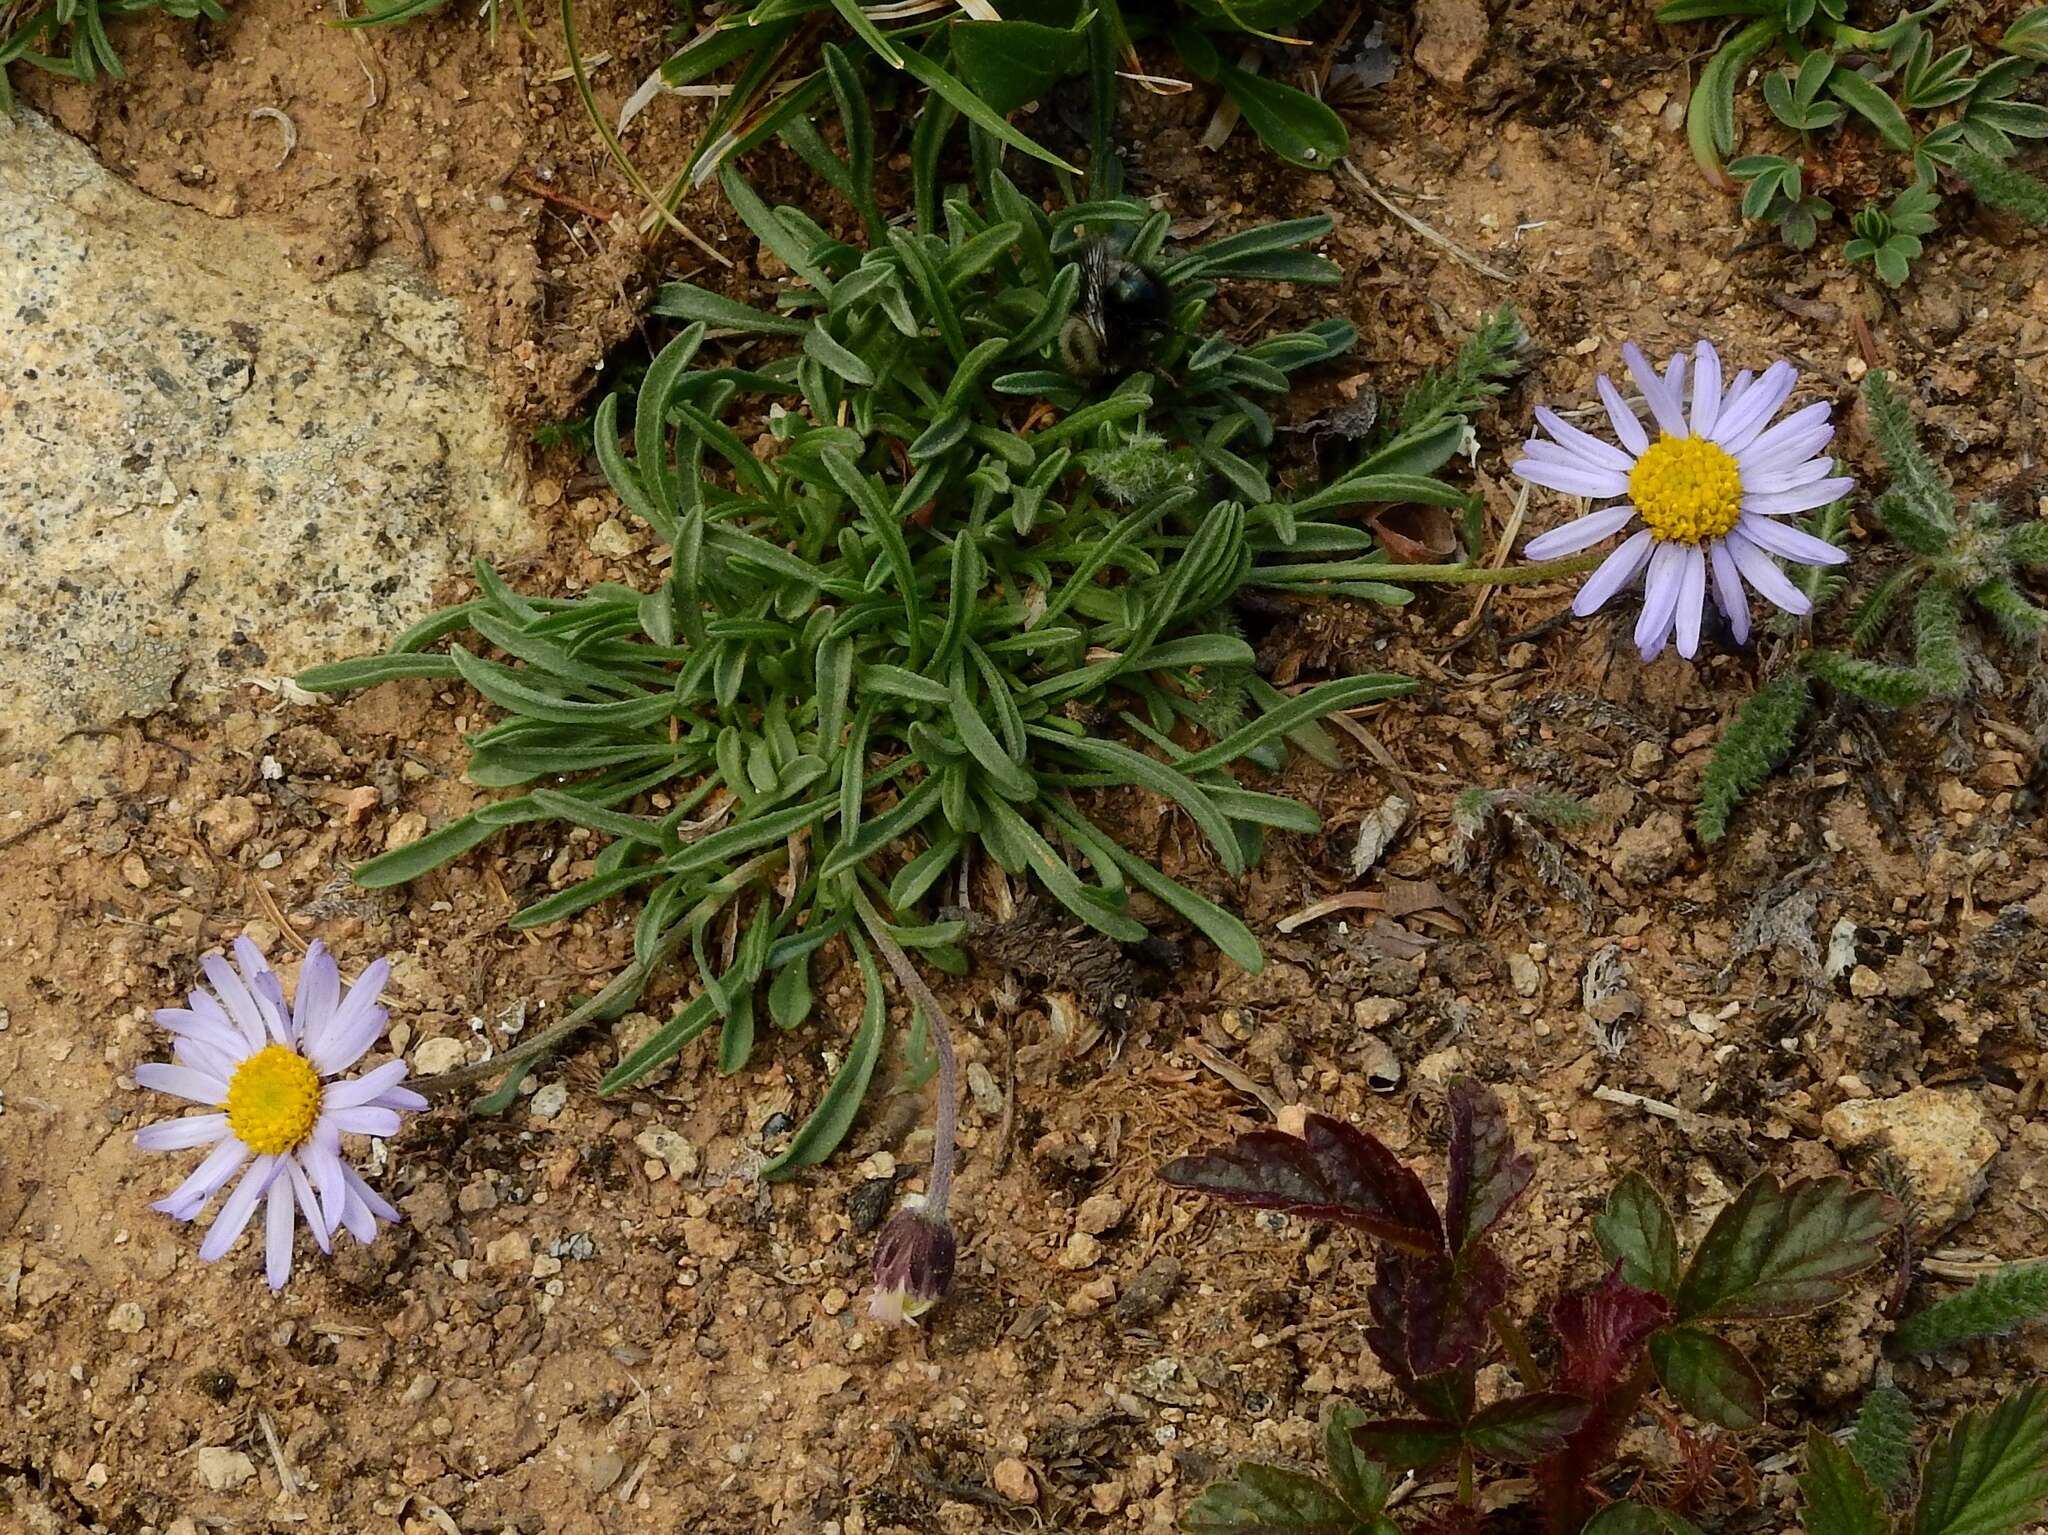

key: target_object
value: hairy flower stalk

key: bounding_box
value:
[855,891,962,1325]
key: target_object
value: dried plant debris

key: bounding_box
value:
[954,895,1145,1034]
[1451,784,1600,926]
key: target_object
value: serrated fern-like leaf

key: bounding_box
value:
[1804,1429,1892,1535]
[1180,663,1256,740]
[1863,373,1956,554]
[1970,577,2048,646]
[2005,520,2048,567]
[1912,1386,2048,1535]
[1854,1384,1919,1499]
[1796,498,1856,610]
[1697,671,1811,843]
[1911,583,1969,696]
[1849,564,1923,651]
[1519,790,1596,829]
[1451,786,1497,841]
[1393,304,1527,438]
[1892,1263,2048,1358]
[1806,650,1934,709]
[1957,149,2048,228]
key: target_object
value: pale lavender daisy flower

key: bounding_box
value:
[136,938,424,1290]
[1513,340,1853,660]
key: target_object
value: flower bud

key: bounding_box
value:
[867,1206,956,1326]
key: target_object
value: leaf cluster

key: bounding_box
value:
[632,0,1349,213]
[1696,370,2048,841]
[1659,0,2048,282]
[1794,1385,2048,1535]
[1163,1079,1897,1533]
[1,0,224,109]
[299,69,1505,1167]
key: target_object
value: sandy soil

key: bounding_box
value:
[6,0,2048,1531]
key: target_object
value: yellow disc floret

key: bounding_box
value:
[225,1044,322,1155]
[1628,435,1744,545]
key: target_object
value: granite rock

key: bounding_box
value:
[0,111,530,761]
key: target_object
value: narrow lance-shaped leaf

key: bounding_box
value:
[761,932,887,1178]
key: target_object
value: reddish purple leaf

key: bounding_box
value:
[1538,1270,1668,1533]
[1551,1264,1673,1399]
[1161,1114,1444,1253]
[1466,1392,1595,1465]
[1445,1078,1533,1253]
[1366,1245,1507,1384]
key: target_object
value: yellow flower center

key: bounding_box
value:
[1628,435,1744,545]
[225,1045,322,1155]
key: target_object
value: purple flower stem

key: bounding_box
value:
[853,889,960,1217]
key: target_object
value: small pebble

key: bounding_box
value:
[634,1126,699,1180]
[484,1232,532,1267]
[106,1301,145,1334]
[1074,1193,1125,1236]
[529,1082,569,1120]
[966,1061,1004,1118]
[1058,1232,1103,1270]
[412,1037,467,1075]
[194,1447,256,1491]
[992,1457,1037,1505]
[582,1451,624,1495]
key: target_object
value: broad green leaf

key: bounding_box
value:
[1216,65,1348,171]
[950,19,1085,114]
[1347,1419,1464,1473]
[1580,1507,1708,1535]
[1181,1461,1387,1534]
[1649,1326,1766,1430]
[1465,1393,1592,1464]
[1914,1387,2048,1535]
[1802,1428,1891,1535]
[1322,1404,1392,1524]
[1594,1171,1683,1297]
[1676,1174,1895,1320]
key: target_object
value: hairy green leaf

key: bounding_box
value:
[1893,1263,2048,1357]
